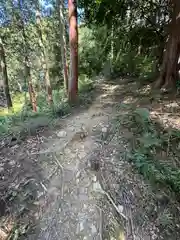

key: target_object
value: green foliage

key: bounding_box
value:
[79,25,110,75]
[113,51,156,79]
[79,20,161,81]
[115,106,180,196]
[79,0,168,81]
[79,74,94,92]
[0,0,171,138]
[0,74,94,137]
[2,8,63,93]
[129,149,180,194]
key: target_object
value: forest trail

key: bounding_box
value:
[1,78,180,240]
[29,80,128,240]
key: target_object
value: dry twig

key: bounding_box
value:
[54,155,64,199]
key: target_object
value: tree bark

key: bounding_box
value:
[155,0,180,89]
[0,38,12,109]
[18,0,37,112]
[59,0,69,92]
[68,0,78,102]
[36,6,53,105]
[25,56,37,112]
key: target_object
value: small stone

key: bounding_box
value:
[79,221,84,231]
[76,170,81,178]
[9,160,16,166]
[168,102,179,108]
[57,130,67,138]
[11,144,19,149]
[0,167,4,173]
[91,224,97,234]
[101,127,108,133]
[78,151,86,159]
[93,181,103,193]
[92,175,97,182]
[118,205,124,213]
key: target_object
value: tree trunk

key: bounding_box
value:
[110,21,114,74]
[36,6,53,105]
[155,0,180,89]
[18,0,37,112]
[25,56,37,112]
[68,0,78,102]
[59,0,69,92]
[0,38,12,109]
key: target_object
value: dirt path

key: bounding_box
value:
[27,80,151,240]
[1,78,180,239]
[31,84,120,240]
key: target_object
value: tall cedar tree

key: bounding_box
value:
[0,37,12,109]
[36,4,53,105]
[18,0,37,112]
[68,0,78,102]
[156,0,180,89]
[58,0,69,92]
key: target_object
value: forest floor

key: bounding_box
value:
[1,77,180,240]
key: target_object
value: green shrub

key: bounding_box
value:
[114,105,180,196]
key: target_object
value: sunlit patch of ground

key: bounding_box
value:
[0,93,26,116]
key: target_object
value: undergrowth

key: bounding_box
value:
[114,105,180,198]
[0,75,94,137]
